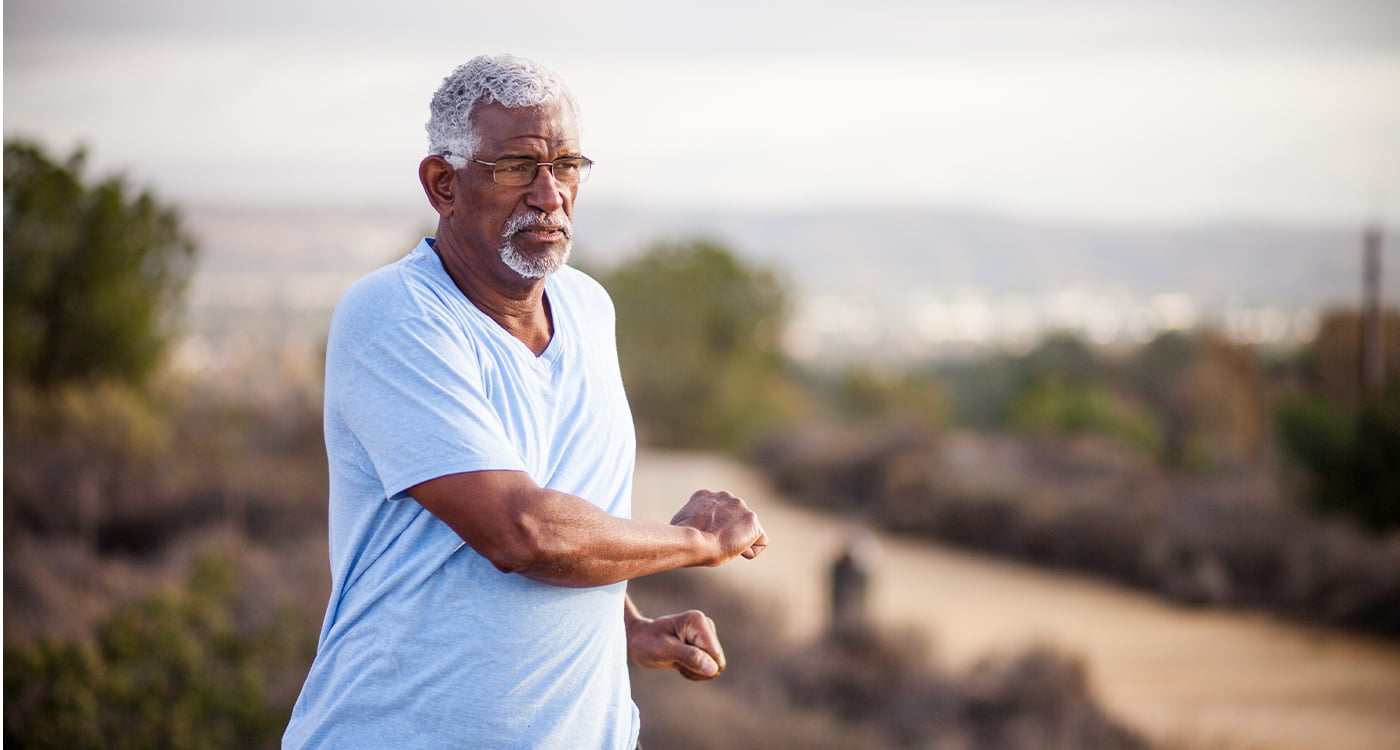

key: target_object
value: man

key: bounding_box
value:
[282,54,768,749]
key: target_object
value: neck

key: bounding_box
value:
[433,236,554,356]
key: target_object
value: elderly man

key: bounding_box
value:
[282,54,768,749]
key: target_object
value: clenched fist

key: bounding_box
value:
[626,608,726,681]
[669,489,768,566]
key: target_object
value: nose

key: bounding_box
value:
[525,163,566,212]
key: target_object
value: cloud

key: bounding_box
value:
[5,1,1398,225]
[7,0,1398,56]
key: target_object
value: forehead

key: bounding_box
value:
[471,99,579,155]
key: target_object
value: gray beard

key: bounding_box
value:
[499,212,572,279]
[499,238,571,278]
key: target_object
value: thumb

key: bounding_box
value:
[683,646,719,677]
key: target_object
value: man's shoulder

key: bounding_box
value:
[336,243,452,317]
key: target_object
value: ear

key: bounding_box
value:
[419,155,458,217]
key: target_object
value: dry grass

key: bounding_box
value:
[630,568,1150,750]
[754,424,1400,638]
[6,378,1178,748]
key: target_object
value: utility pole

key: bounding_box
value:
[1360,224,1385,394]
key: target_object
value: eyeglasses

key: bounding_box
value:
[462,155,594,186]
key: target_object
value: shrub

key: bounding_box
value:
[630,569,1149,750]
[4,552,306,750]
[1009,375,1161,454]
[1277,387,1400,532]
[3,377,328,558]
[753,425,1400,637]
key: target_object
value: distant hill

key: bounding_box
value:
[574,205,1389,310]
[180,201,1395,364]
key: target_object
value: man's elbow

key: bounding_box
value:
[484,545,594,588]
[474,514,577,577]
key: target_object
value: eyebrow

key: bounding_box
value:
[478,156,583,169]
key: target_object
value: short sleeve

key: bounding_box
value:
[324,282,526,502]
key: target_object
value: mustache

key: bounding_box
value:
[501,210,572,239]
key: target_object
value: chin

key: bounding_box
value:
[500,241,572,279]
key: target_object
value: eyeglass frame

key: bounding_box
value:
[446,153,594,186]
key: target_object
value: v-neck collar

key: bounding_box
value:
[421,239,566,368]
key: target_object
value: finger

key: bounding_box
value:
[679,613,726,674]
[678,646,719,678]
[677,663,716,681]
[742,528,769,559]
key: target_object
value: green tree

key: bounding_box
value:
[1019,331,1101,387]
[1277,308,1400,532]
[831,366,947,432]
[1277,387,1400,532]
[4,140,197,391]
[1008,375,1160,451]
[1130,329,1270,468]
[1297,308,1400,408]
[604,238,797,450]
[939,332,1105,430]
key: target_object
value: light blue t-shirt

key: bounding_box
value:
[283,238,640,749]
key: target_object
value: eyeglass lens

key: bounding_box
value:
[492,158,591,186]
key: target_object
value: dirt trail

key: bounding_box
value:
[632,451,1400,750]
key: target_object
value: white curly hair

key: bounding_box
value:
[426,54,578,168]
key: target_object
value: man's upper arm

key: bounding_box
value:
[408,469,644,583]
[329,309,525,501]
[408,470,536,566]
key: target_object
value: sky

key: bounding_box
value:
[5,0,1400,229]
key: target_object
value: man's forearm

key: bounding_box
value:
[411,470,738,588]
[504,492,719,587]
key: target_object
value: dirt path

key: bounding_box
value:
[632,451,1400,750]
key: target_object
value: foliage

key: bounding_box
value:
[1275,308,1400,533]
[1278,387,1400,532]
[3,369,328,748]
[604,237,799,450]
[827,366,949,432]
[1128,330,1270,468]
[933,351,1023,428]
[932,330,1270,467]
[4,553,304,750]
[1009,375,1160,452]
[3,376,328,558]
[1018,331,1102,386]
[936,333,1103,430]
[1296,308,1400,408]
[933,333,1163,454]
[4,139,197,391]
[630,569,1149,750]
[755,425,1400,637]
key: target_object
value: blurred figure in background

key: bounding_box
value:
[830,527,881,641]
[282,54,767,750]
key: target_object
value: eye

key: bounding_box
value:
[495,158,536,174]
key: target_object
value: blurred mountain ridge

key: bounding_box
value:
[182,201,1393,363]
[575,204,1389,307]
[190,201,1389,304]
